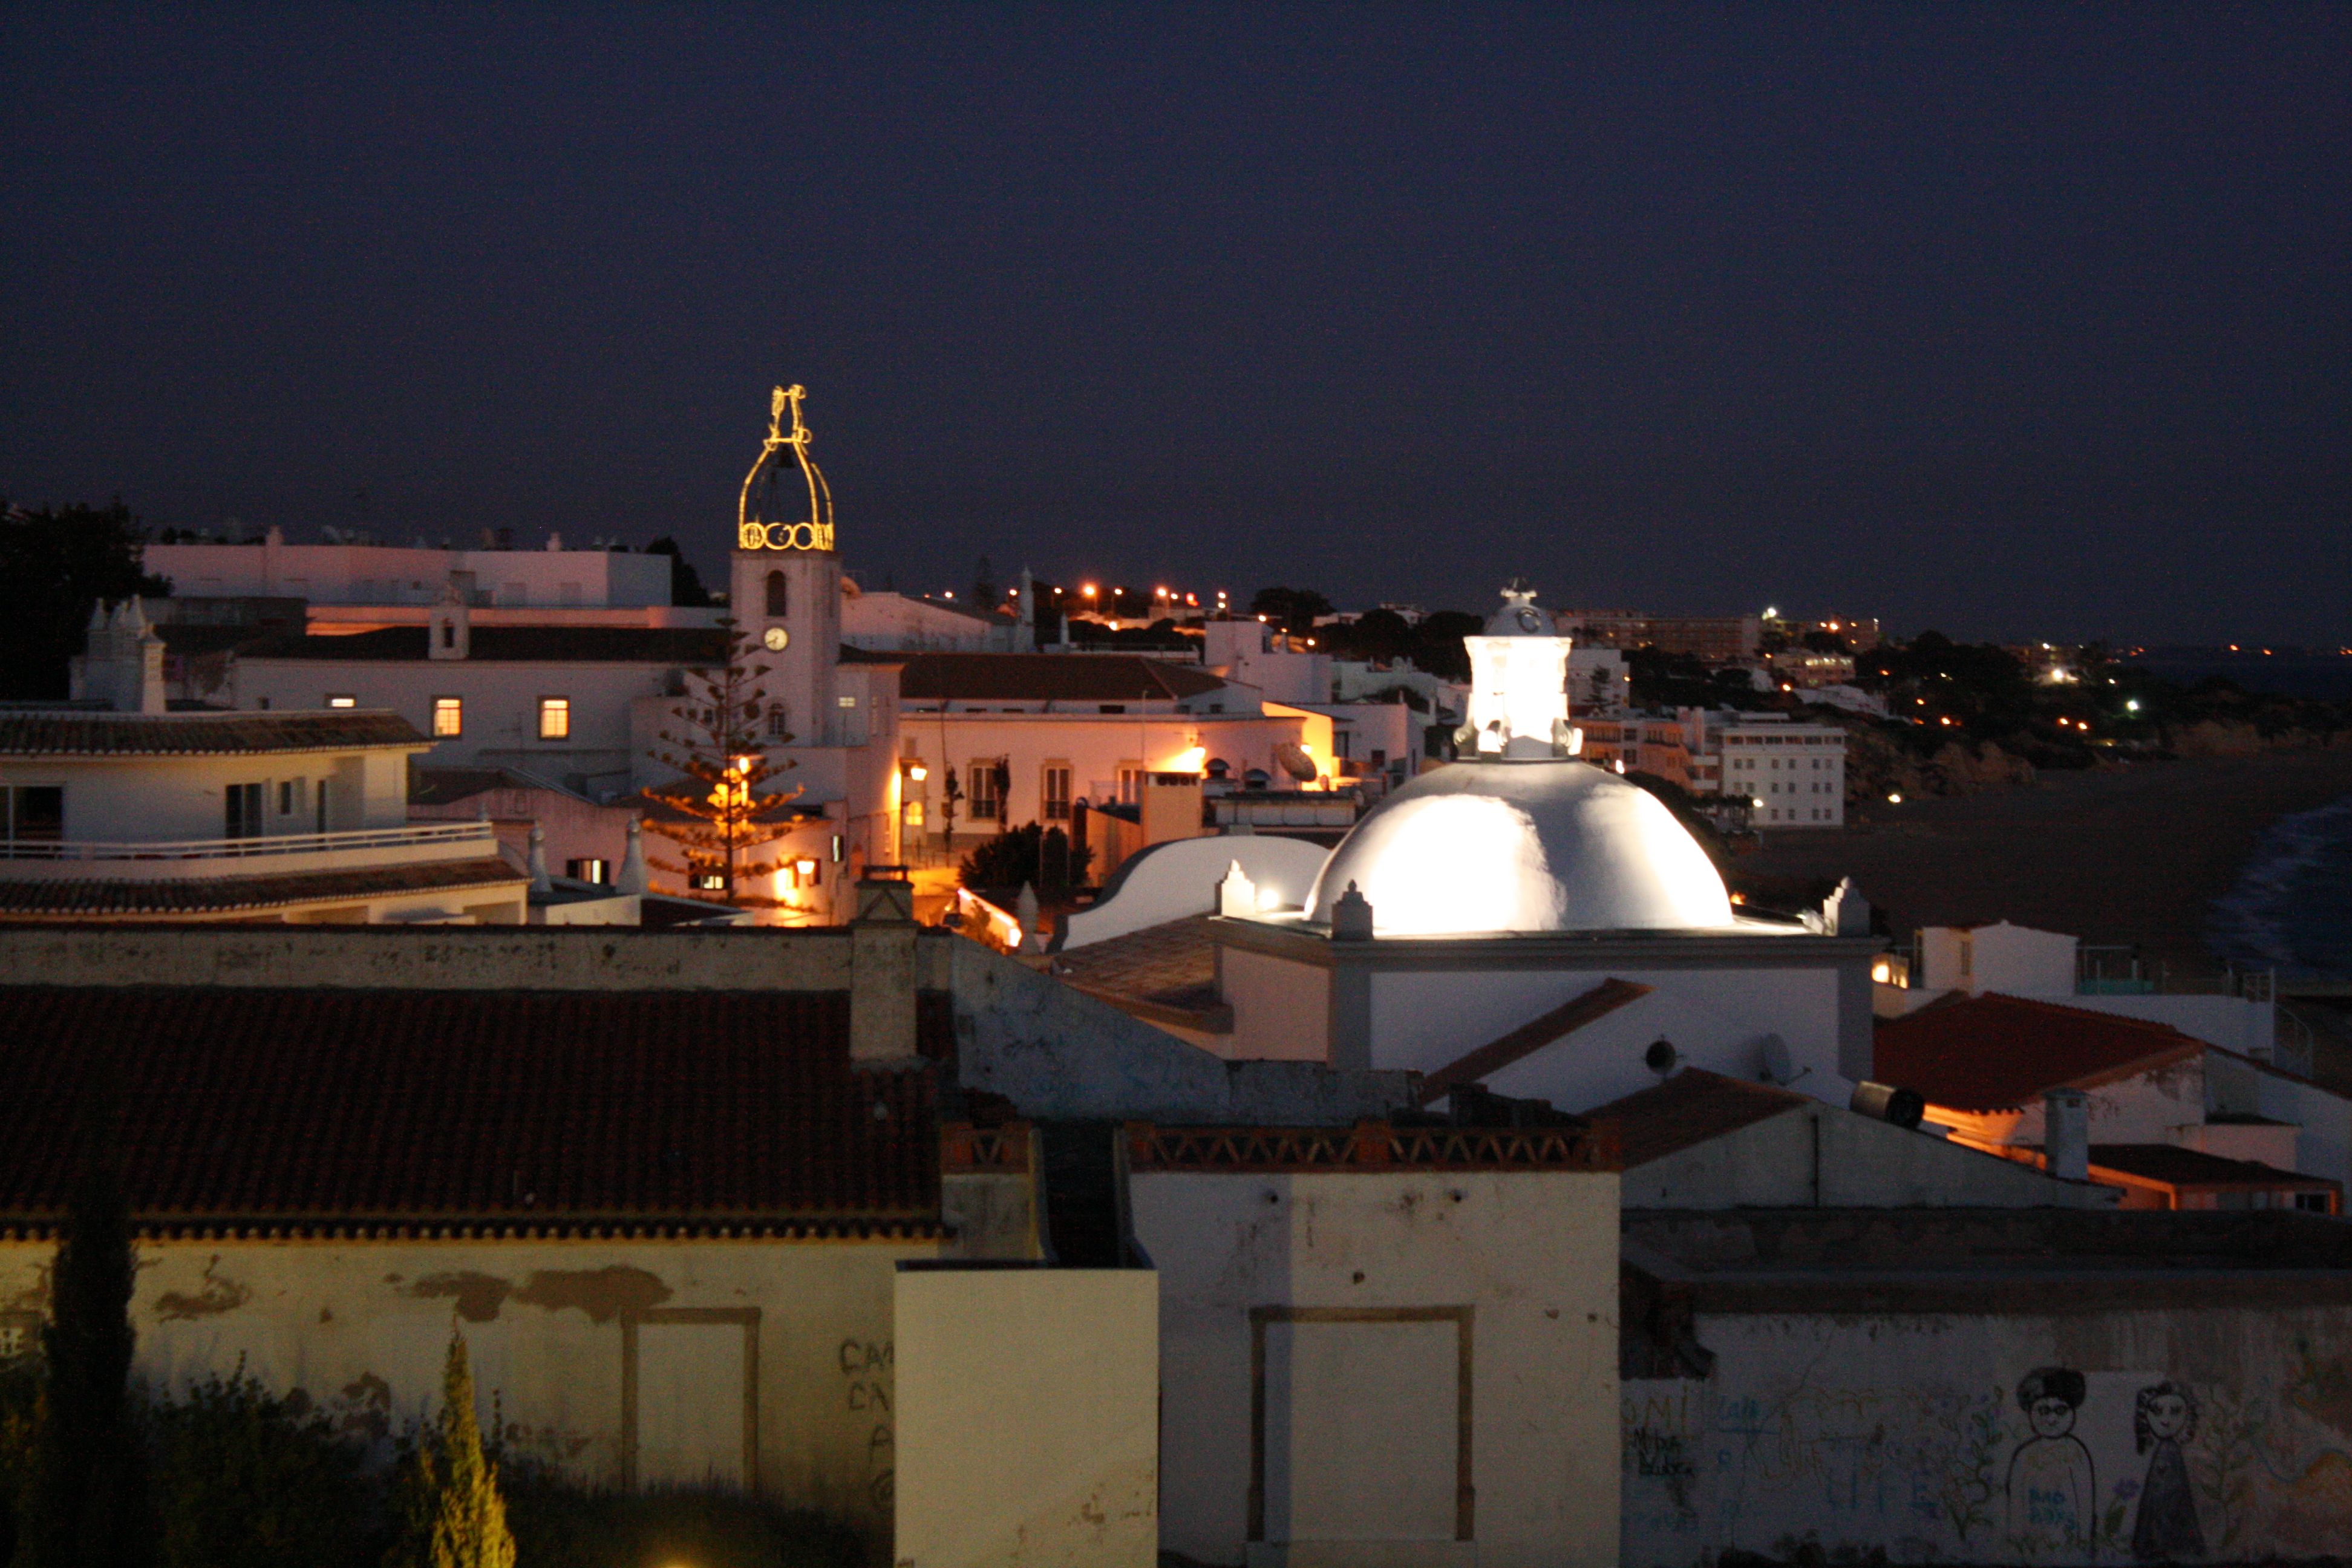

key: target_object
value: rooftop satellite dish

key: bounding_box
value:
[1758,1033,1801,1086]
[1274,742,1318,782]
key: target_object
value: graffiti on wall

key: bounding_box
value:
[1624,1341,2352,1565]
[839,1336,893,1511]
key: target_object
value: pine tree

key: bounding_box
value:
[393,1330,514,1568]
[642,619,806,906]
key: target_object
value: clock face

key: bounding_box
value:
[762,626,790,652]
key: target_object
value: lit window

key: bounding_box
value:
[837,695,857,708]
[567,857,610,884]
[327,694,356,709]
[433,697,463,737]
[539,697,570,740]
[692,872,725,891]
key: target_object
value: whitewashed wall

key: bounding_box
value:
[0,1235,930,1540]
[1135,1168,1621,1568]
[1623,1304,2352,1567]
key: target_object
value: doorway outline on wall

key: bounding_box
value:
[619,1305,762,1494]
[1246,1303,1475,1544]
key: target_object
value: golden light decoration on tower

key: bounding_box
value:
[738,384,837,552]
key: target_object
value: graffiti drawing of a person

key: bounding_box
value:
[2007,1367,2097,1558]
[2130,1380,2204,1561]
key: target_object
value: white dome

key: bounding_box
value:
[1305,760,1736,936]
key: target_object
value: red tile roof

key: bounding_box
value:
[899,653,1227,703]
[0,987,942,1232]
[0,858,524,917]
[1128,1121,1616,1172]
[1875,992,2205,1113]
[0,709,426,756]
[1584,1068,1809,1168]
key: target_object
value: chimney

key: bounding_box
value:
[526,822,552,896]
[68,598,166,713]
[1218,860,1259,918]
[2043,1087,2089,1182]
[615,817,648,895]
[849,873,921,1065]
[430,574,471,660]
[1330,881,1374,941]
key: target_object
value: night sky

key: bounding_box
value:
[3,5,2345,645]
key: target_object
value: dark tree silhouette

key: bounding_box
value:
[29,1096,156,1567]
[0,500,171,700]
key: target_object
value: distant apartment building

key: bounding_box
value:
[1671,708,1847,826]
[1766,647,1858,689]
[1557,609,1762,664]
[1576,715,1694,788]
[146,530,674,612]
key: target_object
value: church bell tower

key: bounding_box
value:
[732,384,840,746]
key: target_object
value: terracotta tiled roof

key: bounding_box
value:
[1584,1068,1809,1168]
[0,987,942,1230]
[1875,992,2205,1113]
[2088,1144,2339,1192]
[0,709,426,756]
[899,653,1226,703]
[0,858,524,916]
[1128,1120,1616,1172]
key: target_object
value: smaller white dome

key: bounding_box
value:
[1305,760,1735,936]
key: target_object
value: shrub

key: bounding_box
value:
[147,1371,377,1568]
[958,822,1090,892]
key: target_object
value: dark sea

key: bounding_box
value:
[2122,651,2352,702]
[2208,791,2352,982]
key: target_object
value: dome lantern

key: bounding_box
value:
[1463,580,1575,760]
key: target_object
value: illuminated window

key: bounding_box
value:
[327,694,357,709]
[837,694,857,708]
[969,759,1007,822]
[1041,763,1072,821]
[692,872,725,891]
[538,697,570,740]
[433,697,463,737]
[1117,765,1146,806]
[567,857,610,884]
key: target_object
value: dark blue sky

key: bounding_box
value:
[4,4,2345,644]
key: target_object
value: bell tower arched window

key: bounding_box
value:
[766,570,788,618]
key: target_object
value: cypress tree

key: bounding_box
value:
[29,1110,156,1568]
[396,1328,515,1568]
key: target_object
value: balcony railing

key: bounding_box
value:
[0,821,496,863]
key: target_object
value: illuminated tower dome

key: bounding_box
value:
[1304,583,1734,936]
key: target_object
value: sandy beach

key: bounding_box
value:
[1731,750,2352,976]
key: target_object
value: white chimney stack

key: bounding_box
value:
[2043,1087,2089,1182]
